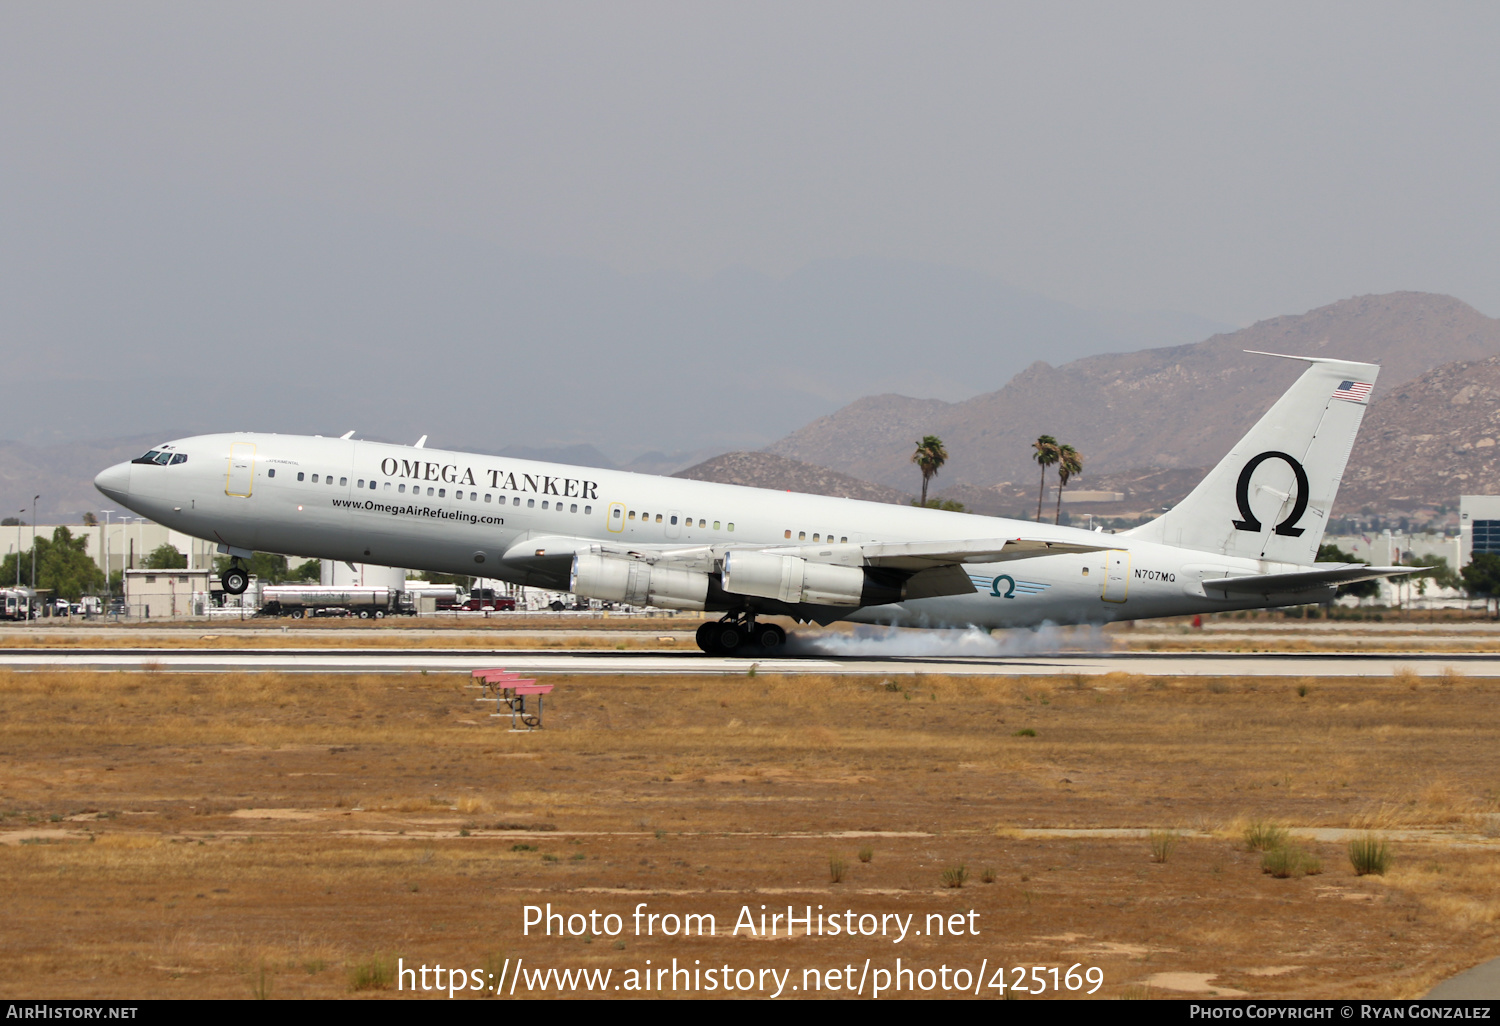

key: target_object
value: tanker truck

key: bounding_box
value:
[259,585,400,619]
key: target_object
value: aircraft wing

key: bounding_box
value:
[1206,564,1417,595]
[509,533,1109,601]
[853,537,1109,570]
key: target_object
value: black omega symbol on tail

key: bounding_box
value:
[1232,451,1310,537]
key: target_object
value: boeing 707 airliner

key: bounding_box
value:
[94,353,1411,654]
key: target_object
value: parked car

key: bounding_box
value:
[460,596,516,611]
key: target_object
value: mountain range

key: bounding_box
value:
[766,292,1500,511]
[9,290,1498,525]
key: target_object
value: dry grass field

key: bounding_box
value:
[2,665,1499,1000]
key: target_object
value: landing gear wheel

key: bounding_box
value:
[752,623,786,650]
[695,621,720,653]
[717,623,743,654]
[221,567,249,595]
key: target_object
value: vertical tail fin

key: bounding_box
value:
[1126,353,1378,564]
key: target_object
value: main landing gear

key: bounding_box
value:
[695,615,786,656]
[220,560,250,596]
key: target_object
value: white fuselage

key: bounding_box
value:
[96,432,1317,628]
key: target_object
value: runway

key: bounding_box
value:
[3,645,1498,675]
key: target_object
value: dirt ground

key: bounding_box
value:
[2,665,1499,1000]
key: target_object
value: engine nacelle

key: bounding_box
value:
[570,554,708,611]
[721,550,867,606]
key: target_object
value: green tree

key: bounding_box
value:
[911,436,948,506]
[1052,443,1082,525]
[0,527,105,602]
[1461,552,1500,619]
[290,559,322,582]
[81,512,98,527]
[142,544,188,570]
[1316,543,1380,599]
[1032,435,1059,522]
[912,498,967,512]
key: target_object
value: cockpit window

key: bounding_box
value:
[131,449,187,466]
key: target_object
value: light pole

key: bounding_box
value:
[100,510,115,599]
[14,509,22,588]
[30,495,39,591]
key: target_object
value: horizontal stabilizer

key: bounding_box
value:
[1206,564,1416,595]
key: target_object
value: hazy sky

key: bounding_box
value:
[5,1,1497,327]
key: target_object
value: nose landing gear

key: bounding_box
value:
[220,561,250,596]
[695,615,786,656]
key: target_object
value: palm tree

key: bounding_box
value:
[1053,443,1082,524]
[911,435,948,506]
[1032,435,1059,522]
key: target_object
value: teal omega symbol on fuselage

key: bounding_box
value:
[970,573,1050,600]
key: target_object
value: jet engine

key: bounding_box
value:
[722,550,897,607]
[570,553,709,611]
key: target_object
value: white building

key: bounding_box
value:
[1459,496,1500,567]
[122,568,214,618]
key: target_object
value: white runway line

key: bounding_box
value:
[2,647,1499,675]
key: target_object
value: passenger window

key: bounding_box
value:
[656,514,663,523]
[369,480,375,490]
[513,496,520,506]
[629,511,636,520]
[570,504,578,513]
[784,530,791,539]
[439,488,446,498]
[713,521,720,530]
[613,508,622,519]
[470,492,477,501]
[812,533,819,542]
[484,494,491,503]
[339,477,347,486]
[427,487,434,496]
[297,472,305,482]
[798,532,806,540]
[584,505,591,514]
[840,536,848,543]
[398,483,405,493]
[384,482,390,491]
[269,469,276,478]
[671,516,678,525]
[541,501,549,510]
[699,519,705,528]
[728,523,734,532]
[312,474,319,483]
[528,499,535,508]
[357,479,364,488]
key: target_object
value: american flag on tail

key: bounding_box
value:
[1332,380,1373,404]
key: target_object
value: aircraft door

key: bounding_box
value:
[607,502,625,533]
[664,509,682,539]
[225,442,256,497]
[1102,549,1129,603]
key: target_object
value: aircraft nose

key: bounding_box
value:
[94,462,132,503]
